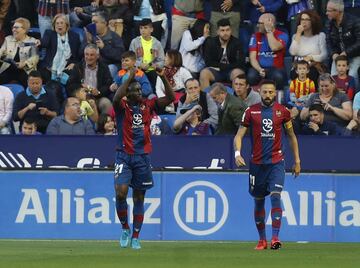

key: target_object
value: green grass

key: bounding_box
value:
[0,240,360,268]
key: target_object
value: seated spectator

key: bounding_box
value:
[0,85,14,134]
[173,104,211,135]
[300,73,352,128]
[155,50,192,113]
[0,17,39,87]
[200,18,245,90]
[84,11,125,78]
[232,74,261,107]
[301,104,340,135]
[345,91,360,134]
[66,44,113,114]
[209,82,247,135]
[248,13,288,91]
[73,87,99,122]
[46,97,95,134]
[289,9,328,84]
[129,18,165,89]
[179,19,209,77]
[38,13,81,83]
[332,55,356,100]
[327,0,360,89]
[177,78,218,130]
[97,113,116,135]
[110,51,152,98]
[13,71,59,133]
[288,60,316,119]
[19,117,42,135]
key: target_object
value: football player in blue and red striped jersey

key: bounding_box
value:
[234,79,301,250]
[113,68,174,249]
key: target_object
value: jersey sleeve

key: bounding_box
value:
[249,34,257,52]
[283,106,291,123]
[146,98,157,112]
[241,107,251,127]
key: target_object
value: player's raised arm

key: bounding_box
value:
[113,69,136,112]
[155,68,175,109]
[234,126,247,167]
[284,121,301,177]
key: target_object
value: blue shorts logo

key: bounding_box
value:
[173,181,229,236]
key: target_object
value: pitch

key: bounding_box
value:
[0,240,359,268]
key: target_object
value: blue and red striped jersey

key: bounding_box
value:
[249,30,288,69]
[115,98,156,154]
[242,102,291,164]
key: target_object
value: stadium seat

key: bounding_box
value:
[28,27,41,40]
[2,84,24,98]
[71,27,85,43]
[159,114,177,129]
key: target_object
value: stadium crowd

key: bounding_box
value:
[0,0,359,136]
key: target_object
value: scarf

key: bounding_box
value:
[51,32,71,77]
[164,66,179,88]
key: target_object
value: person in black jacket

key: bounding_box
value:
[66,44,113,114]
[326,0,360,88]
[199,18,245,90]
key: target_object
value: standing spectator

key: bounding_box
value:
[69,0,96,27]
[13,71,59,134]
[289,9,328,84]
[234,79,301,250]
[326,0,360,88]
[200,18,245,90]
[37,0,70,37]
[173,104,211,135]
[84,11,125,79]
[249,0,283,24]
[66,44,113,114]
[0,18,39,87]
[155,50,192,113]
[232,74,261,107]
[209,82,247,135]
[248,13,288,91]
[46,97,95,135]
[129,18,165,88]
[209,0,241,38]
[179,19,209,77]
[332,55,356,100]
[170,0,205,49]
[0,85,13,134]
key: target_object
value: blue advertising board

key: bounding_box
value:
[0,171,359,242]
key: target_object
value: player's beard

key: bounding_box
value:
[261,97,275,107]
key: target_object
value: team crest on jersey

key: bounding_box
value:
[140,104,146,110]
[276,110,282,117]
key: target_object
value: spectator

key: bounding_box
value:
[332,55,356,101]
[129,18,165,88]
[67,44,113,114]
[173,104,211,135]
[301,104,340,135]
[38,14,81,83]
[13,70,59,134]
[69,0,96,27]
[209,0,241,38]
[0,85,14,134]
[97,113,116,135]
[177,78,218,129]
[300,73,352,128]
[249,0,283,24]
[46,97,95,134]
[37,0,70,37]
[345,91,360,134]
[110,51,152,98]
[232,74,261,107]
[248,13,288,91]
[130,0,167,47]
[0,0,11,39]
[326,0,360,88]
[170,0,205,49]
[209,82,247,135]
[73,87,99,122]
[179,19,209,77]
[289,9,328,84]
[19,117,42,135]
[84,11,125,79]
[200,18,245,90]
[0,17,39,87]
[155,50,192,113]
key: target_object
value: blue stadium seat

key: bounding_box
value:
[71,27,85,43]
[159,114,177,129]
[2,84,24,98]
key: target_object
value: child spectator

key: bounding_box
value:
[97,113,116,135]
[19,117,42,135]
[332,55,356,101]
[73,87,99,123]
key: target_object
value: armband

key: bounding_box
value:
[284,120,293,129]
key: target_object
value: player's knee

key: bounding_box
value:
[270,192,281,207]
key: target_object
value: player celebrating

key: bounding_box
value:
[113,68,174,249]
[234,79,301,250]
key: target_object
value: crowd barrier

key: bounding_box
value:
[1,170,359,242]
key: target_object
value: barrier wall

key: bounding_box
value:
[1,171,359,242]
[0,135,359,172]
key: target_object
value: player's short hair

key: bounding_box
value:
[217,18,230,28]
[295,60,310,70]
[335,55,348,65]
[309,104,325,113]
[121,51,136,61]
[128,81,142,92]
[259,79,276,89]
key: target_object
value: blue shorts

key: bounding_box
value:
[114,151,154,190]
[248,160,285,197]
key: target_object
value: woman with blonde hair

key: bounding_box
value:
[0,18,39,87]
